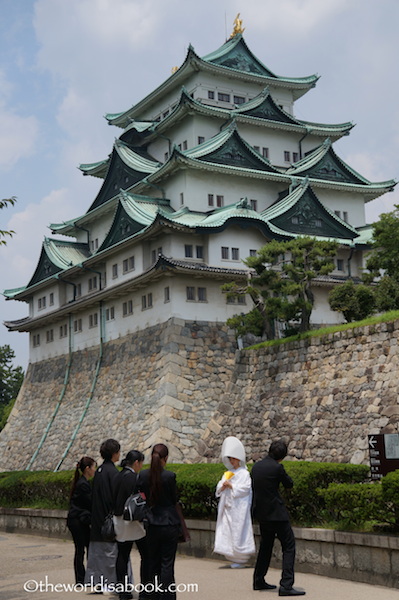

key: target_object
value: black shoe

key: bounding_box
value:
[253,581,277,590]
[278,588,305,596]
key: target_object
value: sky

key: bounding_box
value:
[1,0,399,370]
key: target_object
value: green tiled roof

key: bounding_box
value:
[104,36,319,127]
[26,238,90,288]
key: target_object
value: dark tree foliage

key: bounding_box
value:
[0,345,24,429]
[223,237,338,338]
[0,197,16,245]
[328,279,375,323]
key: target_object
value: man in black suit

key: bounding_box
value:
[251,440,305,596]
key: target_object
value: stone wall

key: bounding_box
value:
[0,318,236,470]
[0,317,399,470]
[202,320,399,463]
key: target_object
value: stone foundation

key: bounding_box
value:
[0,318,399,470]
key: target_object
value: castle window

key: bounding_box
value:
[164,151,169,161]
[112,264,118,279]
[46,329,54,343]
[141,293,153,310]
[232,247,240,261]
[196,245,204,259]
[250,199,258,211]
[198,287,207,302]
[221,247,229,260]
[291,217,299,225]
[183,140,188,151]
[164,286,170,303]
[49,293,54,306]
[227,295,246,305]
[216,195,224,207]
[89,313,98,328]
[336,259,344,272]
[292,152,299,162]
[208,91,215,100]
[315,219,322,228]
[105,307,115,321]
[234,95,245,104]
[262,147,269,159]
[180,192,184,205]
[334,210,341,218]
[162,110,169,118]
[198,136,205,144]
[88,276,98,291]
[249,249,257,256]
[123,256,135,273]
[38,296,46,310]
[33,334,40,347]
[123,300,133,316]
[218,92,230,103]
[59,324,68,338]
[151,247,163,264]
[74,319,82,333]
[186,286,195,301]
[76,283,82,298]
[185,244,193,258]
[284,151,290,162]
[343,211,348,222]
[254,145,260,153]
[208,194,214,207]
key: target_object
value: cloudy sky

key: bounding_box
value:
[1,0,399,369]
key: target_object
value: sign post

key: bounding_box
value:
[368,433,399,480]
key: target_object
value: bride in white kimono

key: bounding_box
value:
[214,436,255,567]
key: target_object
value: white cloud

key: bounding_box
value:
[0,69,39,170]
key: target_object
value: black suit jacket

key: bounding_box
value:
[251,455,293,522]
[139,468,180,527]
[113,467,138,516]
[68,475,92,522]
[90,459,119,540]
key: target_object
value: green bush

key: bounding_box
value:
[0,461,370,524]
[381,469,399,527]
[318,482,386,528]
[281,461,369,524]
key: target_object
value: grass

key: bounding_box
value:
[248,310,399,350]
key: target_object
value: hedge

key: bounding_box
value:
[0,461,374,525]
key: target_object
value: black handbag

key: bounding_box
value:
[101,513,116,542]
[123,491,147,521]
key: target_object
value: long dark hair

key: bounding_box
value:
[69,456,95,500]
[120,449,144,469]
[148,443,168,506]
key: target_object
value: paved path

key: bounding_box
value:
[0,532,397,600]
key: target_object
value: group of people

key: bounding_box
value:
[67,435,304,598]
[67,439,180,600]
[214,436,305,596]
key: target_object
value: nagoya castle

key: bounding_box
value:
[1,18,396,470]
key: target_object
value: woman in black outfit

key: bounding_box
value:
[113,450,149,600]
[139,444,180,600]
[67,456,96,584]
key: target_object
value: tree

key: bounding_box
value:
[366,205,399,282]
[0,196,16,246]
[0,345,24,429]
[223,237,338,338]
[329,279,376,322]
[374,275,399,312]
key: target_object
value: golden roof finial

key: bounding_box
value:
[230,13,245,38]
[171,66,179,74]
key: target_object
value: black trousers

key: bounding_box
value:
[67,516,90,584]
[146,524,179,600]
[254,520,296,590]
[116,536,149,595]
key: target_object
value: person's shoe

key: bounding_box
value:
[253,581,277,590]
[231,562,247,568]
[278,587,306,596]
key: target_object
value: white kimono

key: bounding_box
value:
[214,465,256,563]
